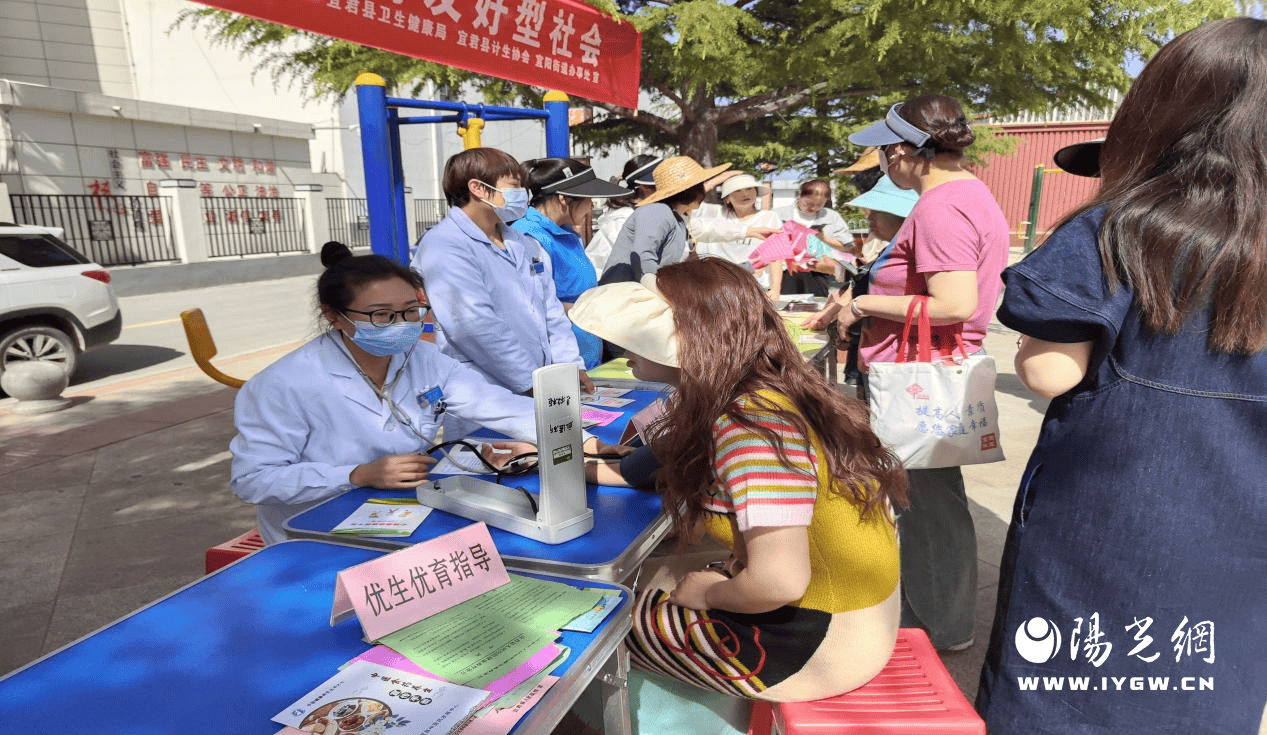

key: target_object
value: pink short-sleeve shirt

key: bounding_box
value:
[858,178,1010,368]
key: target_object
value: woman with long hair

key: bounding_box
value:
[813,94,1010,652]
[570,258,908,702]
[976,18,1267,732]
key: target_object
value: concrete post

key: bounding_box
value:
[158,179,206,263]
[295,184,329,253]
[0,182,13,222]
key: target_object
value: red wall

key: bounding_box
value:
[975,122,1108,248]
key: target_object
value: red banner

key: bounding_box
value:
[193,0,641,109]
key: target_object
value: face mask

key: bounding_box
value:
[342,316,422,356]
[478,182,530,222]
[878,147,890,175]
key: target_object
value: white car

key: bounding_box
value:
[0,223,122,382]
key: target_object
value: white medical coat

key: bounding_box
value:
[412,207,583,394]
[230,333,538,544]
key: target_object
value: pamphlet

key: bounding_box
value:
[582,395,634,409]
[332,498,432,537]
[561,590,623,633]
[273,660,485,735]
[581,408,624,428]
[584,386,630,399]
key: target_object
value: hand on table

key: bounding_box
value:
[350,453,437,488]
[668,569,728,610]
[579,370,595,394]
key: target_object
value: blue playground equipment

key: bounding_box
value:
[355,73,571,264]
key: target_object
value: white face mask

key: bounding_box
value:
[477,181,530,223]
[878,147,890,175]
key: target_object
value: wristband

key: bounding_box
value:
[850,299,864,318]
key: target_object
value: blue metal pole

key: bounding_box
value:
[543,91,570,157]
[355,73,402,262]
[387,108,410,264]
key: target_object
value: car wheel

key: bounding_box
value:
[0,325,78,381]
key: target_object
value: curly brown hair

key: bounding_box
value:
[647,258,908,540]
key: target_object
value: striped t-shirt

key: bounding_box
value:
[704,400,818,531]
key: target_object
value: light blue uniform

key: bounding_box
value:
[230,333,539,544]
[512,207,603,368]
[413,207,583,394]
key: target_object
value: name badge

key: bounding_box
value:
[531,258,545,274]
[418,386,446,416]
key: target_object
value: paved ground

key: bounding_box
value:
[0,269,1044,712]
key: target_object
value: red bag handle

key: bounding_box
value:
[897,295,932,363]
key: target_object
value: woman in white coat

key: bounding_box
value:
[231,242,596,544]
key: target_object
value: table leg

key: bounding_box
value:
[598,642,633,735]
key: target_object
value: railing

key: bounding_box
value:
[327,197,371,250]
[414,198,446,236]
[9,194,178,266]
[201,197,306,257]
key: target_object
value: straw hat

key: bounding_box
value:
[637,156,731,207]
[835,148,881,174]
[568,274,678,367]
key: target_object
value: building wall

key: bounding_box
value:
[0,80,320,199]
[0,0,135,97]
[975,121,1109,248]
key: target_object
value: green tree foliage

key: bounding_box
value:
[181,0,1232,173]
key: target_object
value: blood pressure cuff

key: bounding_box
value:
[619,444,660,490]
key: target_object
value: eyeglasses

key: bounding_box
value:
[343,305,429,328]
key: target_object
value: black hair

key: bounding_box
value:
[897,95,975,157]
[606,154,661,210]
[317,241,422,314]
[663,183,706,208]
[851,167,884,194]
[441,147,525,207]
[523,157,589,207]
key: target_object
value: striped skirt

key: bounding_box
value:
[627,588,832,698]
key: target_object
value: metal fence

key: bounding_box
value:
[414,198,446,235]
[327,198,371,250]
[201,197,306,257]
[9,194,178,266]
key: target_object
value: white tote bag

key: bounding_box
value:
[867,296,1005,469]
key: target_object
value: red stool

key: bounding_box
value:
[748,628,985,734]
[204,528,266,574]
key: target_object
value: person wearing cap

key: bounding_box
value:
[688,172,783,289]
[586,154,661,274]
[570,258,908,704]
[411,147,592,395]
[827,94,1009,652]
[599,155,731,285]
[513,157,632,368]
[850,174,920,262]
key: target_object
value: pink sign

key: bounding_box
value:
[330,522,510,641]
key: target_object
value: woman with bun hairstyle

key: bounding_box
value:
[570,258,908,703]
[810,94,1009,651]
[586,154,661,274]
[513,157,632,368]
[978,18,1267,732]
[230,242,616,544]
[411,147,590,395]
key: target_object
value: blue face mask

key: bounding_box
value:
[479,181,530,223]
[342,316,423,356]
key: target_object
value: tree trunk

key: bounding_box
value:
[677,110,720,165]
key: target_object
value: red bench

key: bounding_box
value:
[204,528,266,574]
[748,628,985,734]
